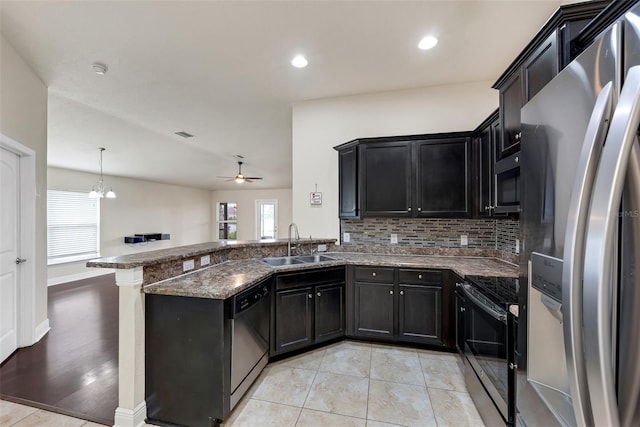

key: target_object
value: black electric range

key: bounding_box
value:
[465,275,519,309]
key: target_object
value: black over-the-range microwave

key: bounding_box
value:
[494,151,520,213]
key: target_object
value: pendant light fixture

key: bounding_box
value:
[89,147,116,199]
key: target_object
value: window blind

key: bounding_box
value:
[47,190,100,264]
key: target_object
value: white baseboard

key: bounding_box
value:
[48,269,115,286]
[34,318,50,342]
[113,401,147,427]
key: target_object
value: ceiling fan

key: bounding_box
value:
[217,161,263,183]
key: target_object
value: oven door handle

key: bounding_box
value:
[461,285,507,324]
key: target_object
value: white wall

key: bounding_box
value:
[0,35,49,328]
[47,167,212,282]
[292,81,498,240]
[211,188,292,241]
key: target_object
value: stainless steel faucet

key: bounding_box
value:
[287,223,299,256]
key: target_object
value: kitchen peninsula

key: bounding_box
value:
[87,238,517,427]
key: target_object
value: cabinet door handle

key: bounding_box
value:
[400,290,404,296]
[389,290,393,295]
[317,292,321,297]
[308,293,313,299]
[372,272,376,277]
[418,274,422,279]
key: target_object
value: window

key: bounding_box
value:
[256,200,278,239]
[47,190,100,265]
[218,202,237,240]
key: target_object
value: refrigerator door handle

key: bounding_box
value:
[583,65,640,427]
[562,81,614,427]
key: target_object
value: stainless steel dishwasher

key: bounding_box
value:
[230,280,270,409]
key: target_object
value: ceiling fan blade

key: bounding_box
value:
[243,176,263,180]
[225,178,236,182]
[216,176,234,179]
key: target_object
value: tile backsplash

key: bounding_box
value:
[341,217,520,261]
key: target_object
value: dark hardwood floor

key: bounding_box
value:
[0,274,118,425]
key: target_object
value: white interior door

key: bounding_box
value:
[1,147,20,362]
[256,200,278,239]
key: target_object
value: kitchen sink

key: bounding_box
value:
[259,254,335,267]
[293,254,335,263]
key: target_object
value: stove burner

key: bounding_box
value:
[465,275,519,307]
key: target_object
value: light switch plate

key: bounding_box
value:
[515,239,520,254]
[183,259,195,272]
[460,235,468,246]
[390,234,398,244]
[200,255,211,266]
[343,232,350,243]
[317,244,327,252]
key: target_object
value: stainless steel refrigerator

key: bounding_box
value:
[519,3,640,426]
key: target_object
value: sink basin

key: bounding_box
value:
[260,256,306,267]
[294,254,335,263]
[259,254,336,267]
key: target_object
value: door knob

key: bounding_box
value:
[15,258,27,264]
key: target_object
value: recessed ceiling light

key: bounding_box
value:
[291,55,308,68]
[418,36,438,50]
[92,62,108,75]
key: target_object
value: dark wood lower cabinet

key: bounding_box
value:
[274,286,313,354]
[354,282,394,338]
[398,284,442,344]
[349,267,450,348]
[315,283,345,342]
[272,267,346,356]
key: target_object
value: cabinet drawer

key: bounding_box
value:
[276,267,345,290]
[398,269,442,285]
[354,266,394,283]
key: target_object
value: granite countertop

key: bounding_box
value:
[143,252,518,299]
[86,238,336,269]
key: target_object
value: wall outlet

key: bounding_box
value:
[200,255,211,266]
[343,232,350,243]
[390,234,398,244]
[317,244,327,252]
[460,235,468,246]
[183,259,195,272]
[515,239,520,254]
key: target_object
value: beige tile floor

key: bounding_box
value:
[1,341,486,427]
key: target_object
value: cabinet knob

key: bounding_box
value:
[515,132,521,141]
[460,307,466,312]
[418,274,422,279]
[389,290,393,295]
[372,272,376,277]
[417,207,422,212]
[317,292,321,297]
[308,294,313,299]
[515,156,520,163]
[485,205,494,210]
[400,290,404,296]
[407,207,412,212]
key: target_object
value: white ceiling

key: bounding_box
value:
[1,0,570,190]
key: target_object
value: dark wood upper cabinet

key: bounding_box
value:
[337,144,359,218]
[360,141,412,217]
[498,71,523,160]
[415,138,471,217]
[522,31,559,103]
[493,1,607,161]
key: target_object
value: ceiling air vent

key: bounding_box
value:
[174,131,194,138]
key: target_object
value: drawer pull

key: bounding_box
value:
[418,274,422,279]
[372,272,376,277]
[389,290,393,295]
